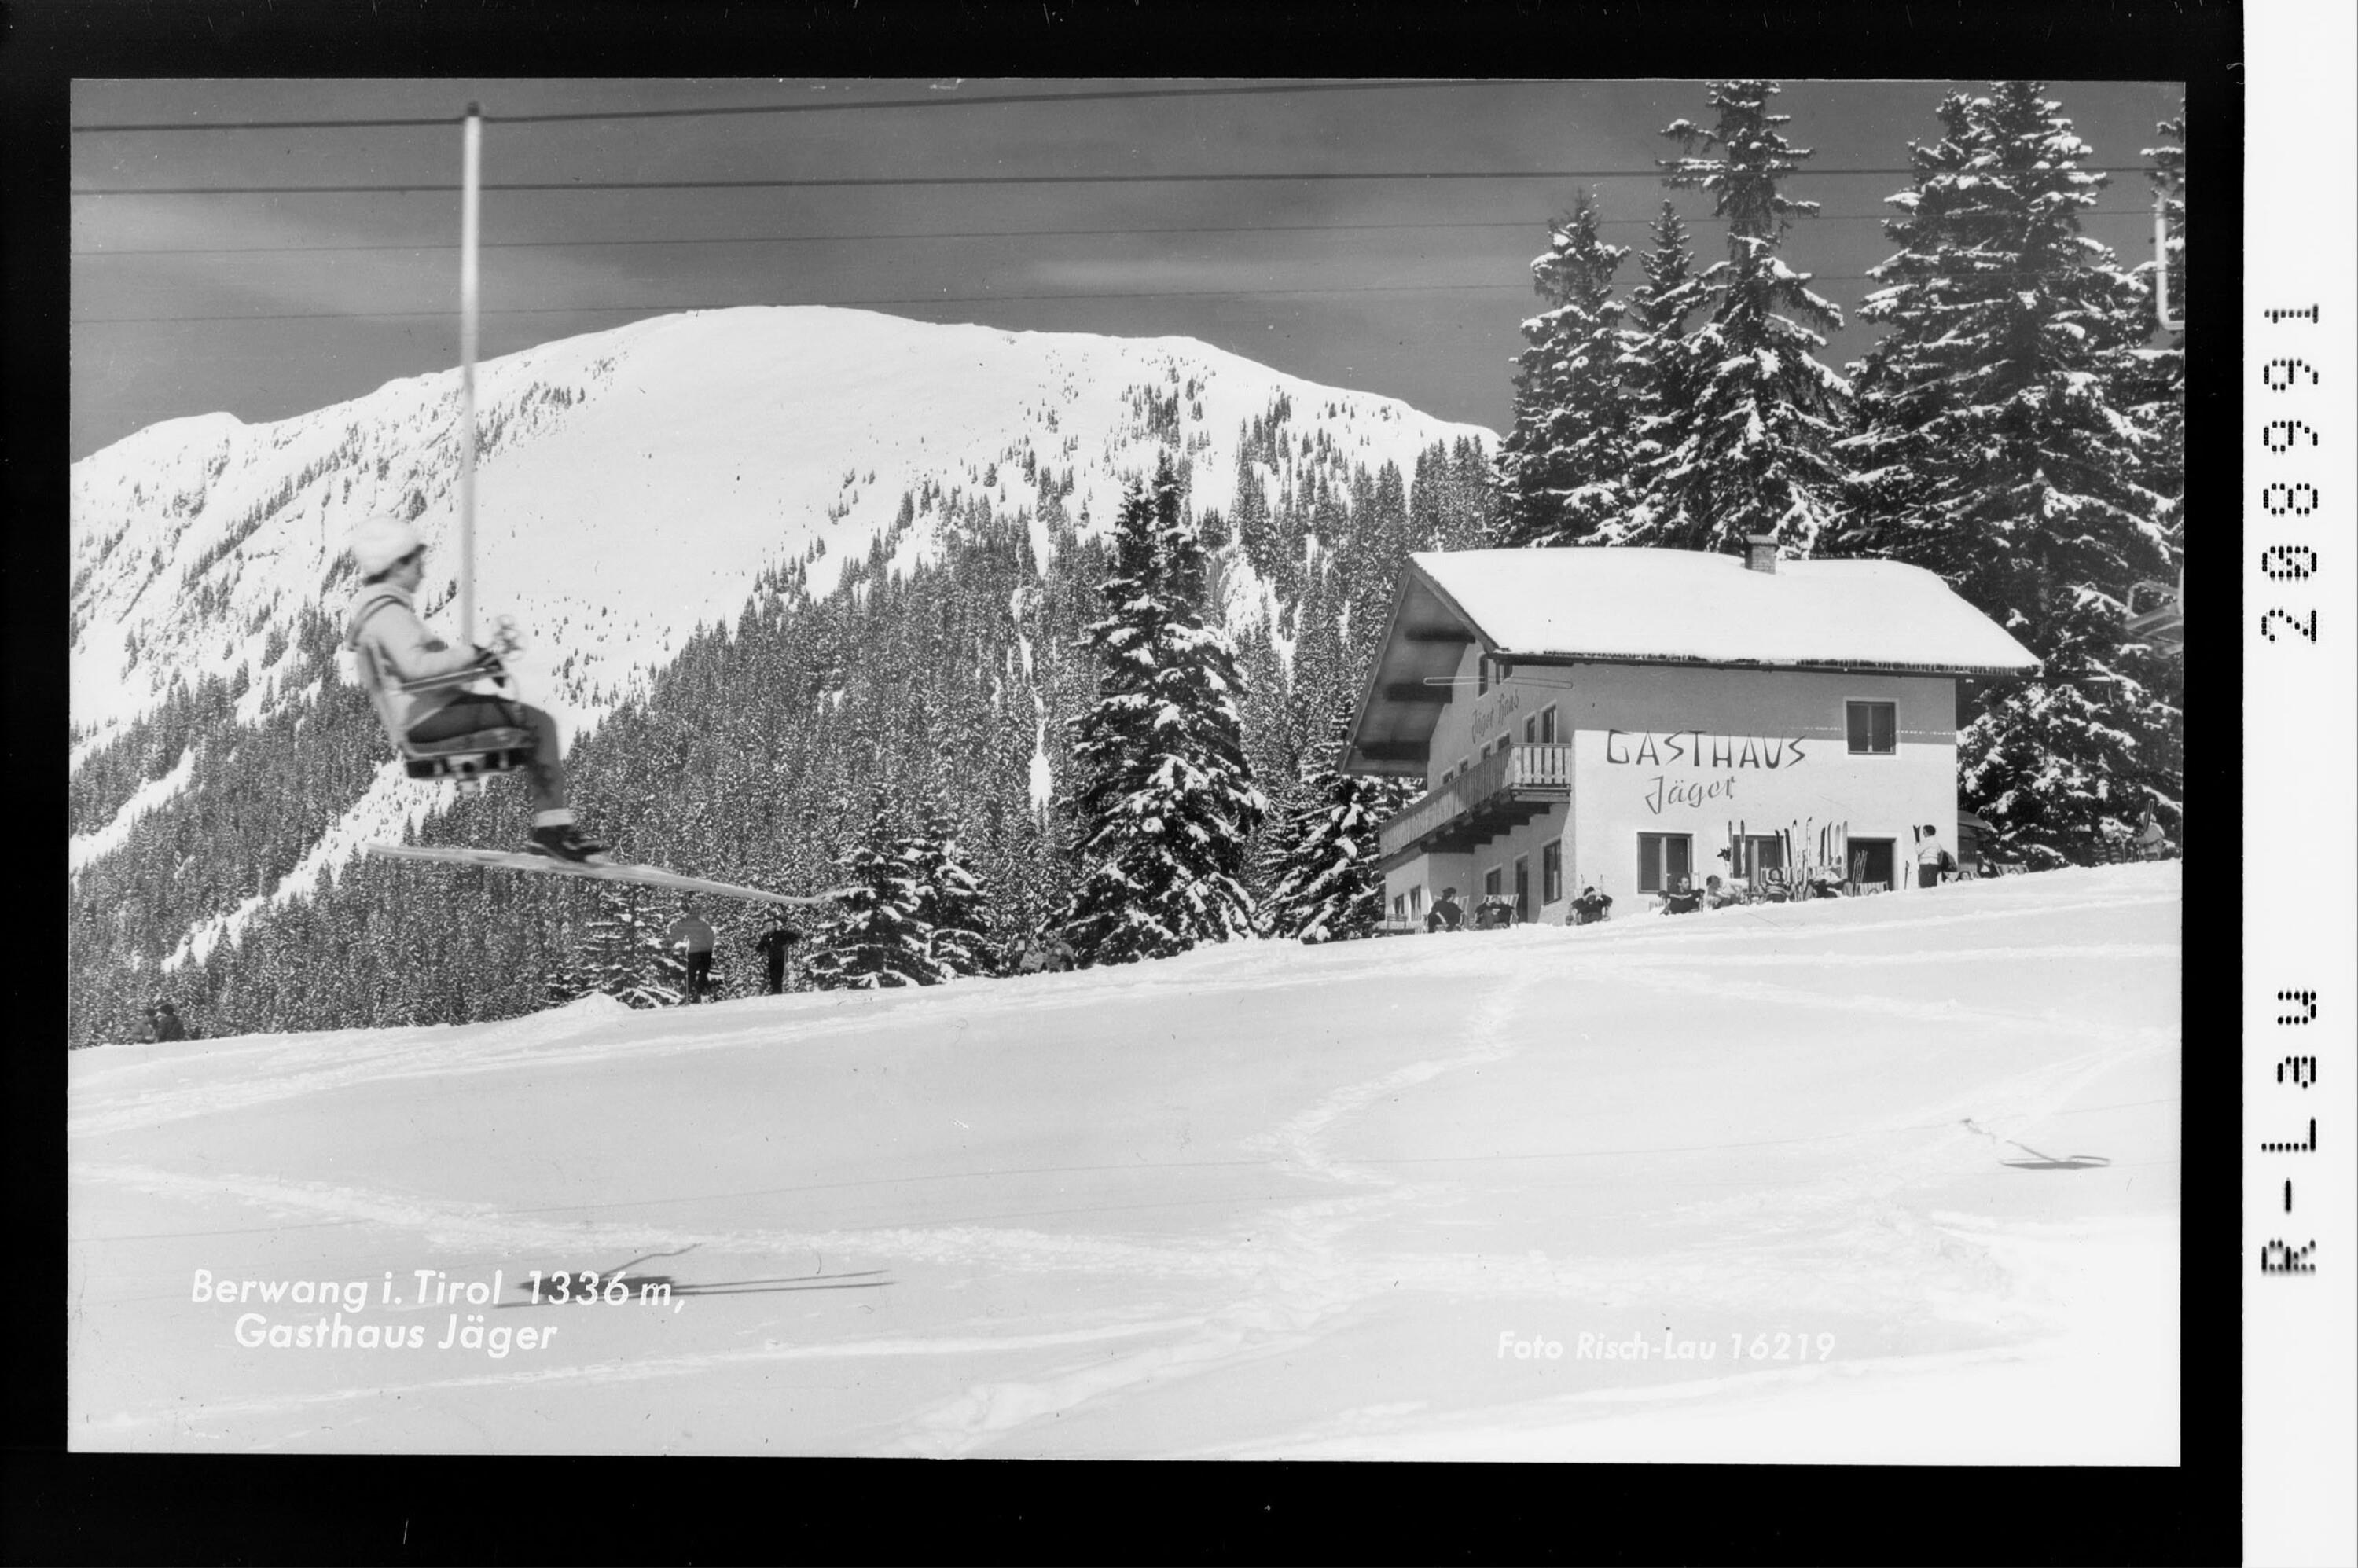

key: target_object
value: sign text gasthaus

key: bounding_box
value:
[1603,729,1809,769]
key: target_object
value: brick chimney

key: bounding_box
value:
[1743,534,1780,574]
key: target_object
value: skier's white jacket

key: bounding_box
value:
[344,582,481,736]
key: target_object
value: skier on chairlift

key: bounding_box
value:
[343,514,606,863]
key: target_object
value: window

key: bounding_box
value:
[1393,893,1406,922]
[1537,705,1558,744]
[1410,887,1424,917]
[1513,856,1530,921]
[1542,839,1563,905]
[1483,866,1503,898]
[1477,657,1489,696]
[1735,834,1786,879]
[1846,700,1897,755]
[1636,832,1692,894]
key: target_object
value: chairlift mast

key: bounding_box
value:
[458,102,483,648]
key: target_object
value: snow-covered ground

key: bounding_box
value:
[69,864,2179,1460]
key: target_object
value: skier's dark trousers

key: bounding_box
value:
[753,920,800,995]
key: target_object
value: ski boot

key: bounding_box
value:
[527,822,609,865]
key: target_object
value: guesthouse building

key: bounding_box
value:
[1346,542,2042,925]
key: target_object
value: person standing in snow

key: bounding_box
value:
[1915,824,1952,888]
[751,912,801,995]
[1425,887,1464,932]
[342,515,605,863]
[140,998,190,1043]
[667,903,718,1003]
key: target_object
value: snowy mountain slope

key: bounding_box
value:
[72,306,1488,745]
[69,864,2179,1460]
[68,307,1493,962]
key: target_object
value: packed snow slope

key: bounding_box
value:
[70,865,2179,1460]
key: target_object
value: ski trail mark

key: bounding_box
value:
[893,969,1544,1456]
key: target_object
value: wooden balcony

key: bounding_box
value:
[1378,742,1571,866]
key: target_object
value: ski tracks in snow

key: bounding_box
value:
[888,970,1546,1456]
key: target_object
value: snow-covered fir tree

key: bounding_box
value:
[806,797,938,990]
[1617,201,1712,538]
[905,799,995,979]
[1260,722,1416,943]
[577,885,683,1008]
[1491,194,1634,548]
[1606,80,1851,557]
[1838,83,2178,864]
[1958,592,2182,865]
[1057,453,1265,964]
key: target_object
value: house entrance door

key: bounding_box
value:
[1846,837,1896,893]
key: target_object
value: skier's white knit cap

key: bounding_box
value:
[350,514,424,578]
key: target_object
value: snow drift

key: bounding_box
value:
[70,863,2180,1460]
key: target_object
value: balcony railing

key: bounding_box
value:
[1379,742,1572,864]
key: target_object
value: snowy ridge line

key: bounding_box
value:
[81,1316,1210,1435]
[895,970,1546,1456]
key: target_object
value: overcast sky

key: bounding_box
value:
[70,77,2183,461]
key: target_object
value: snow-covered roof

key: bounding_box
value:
[1348,547,2040,774]
[1415,549,2040,671]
